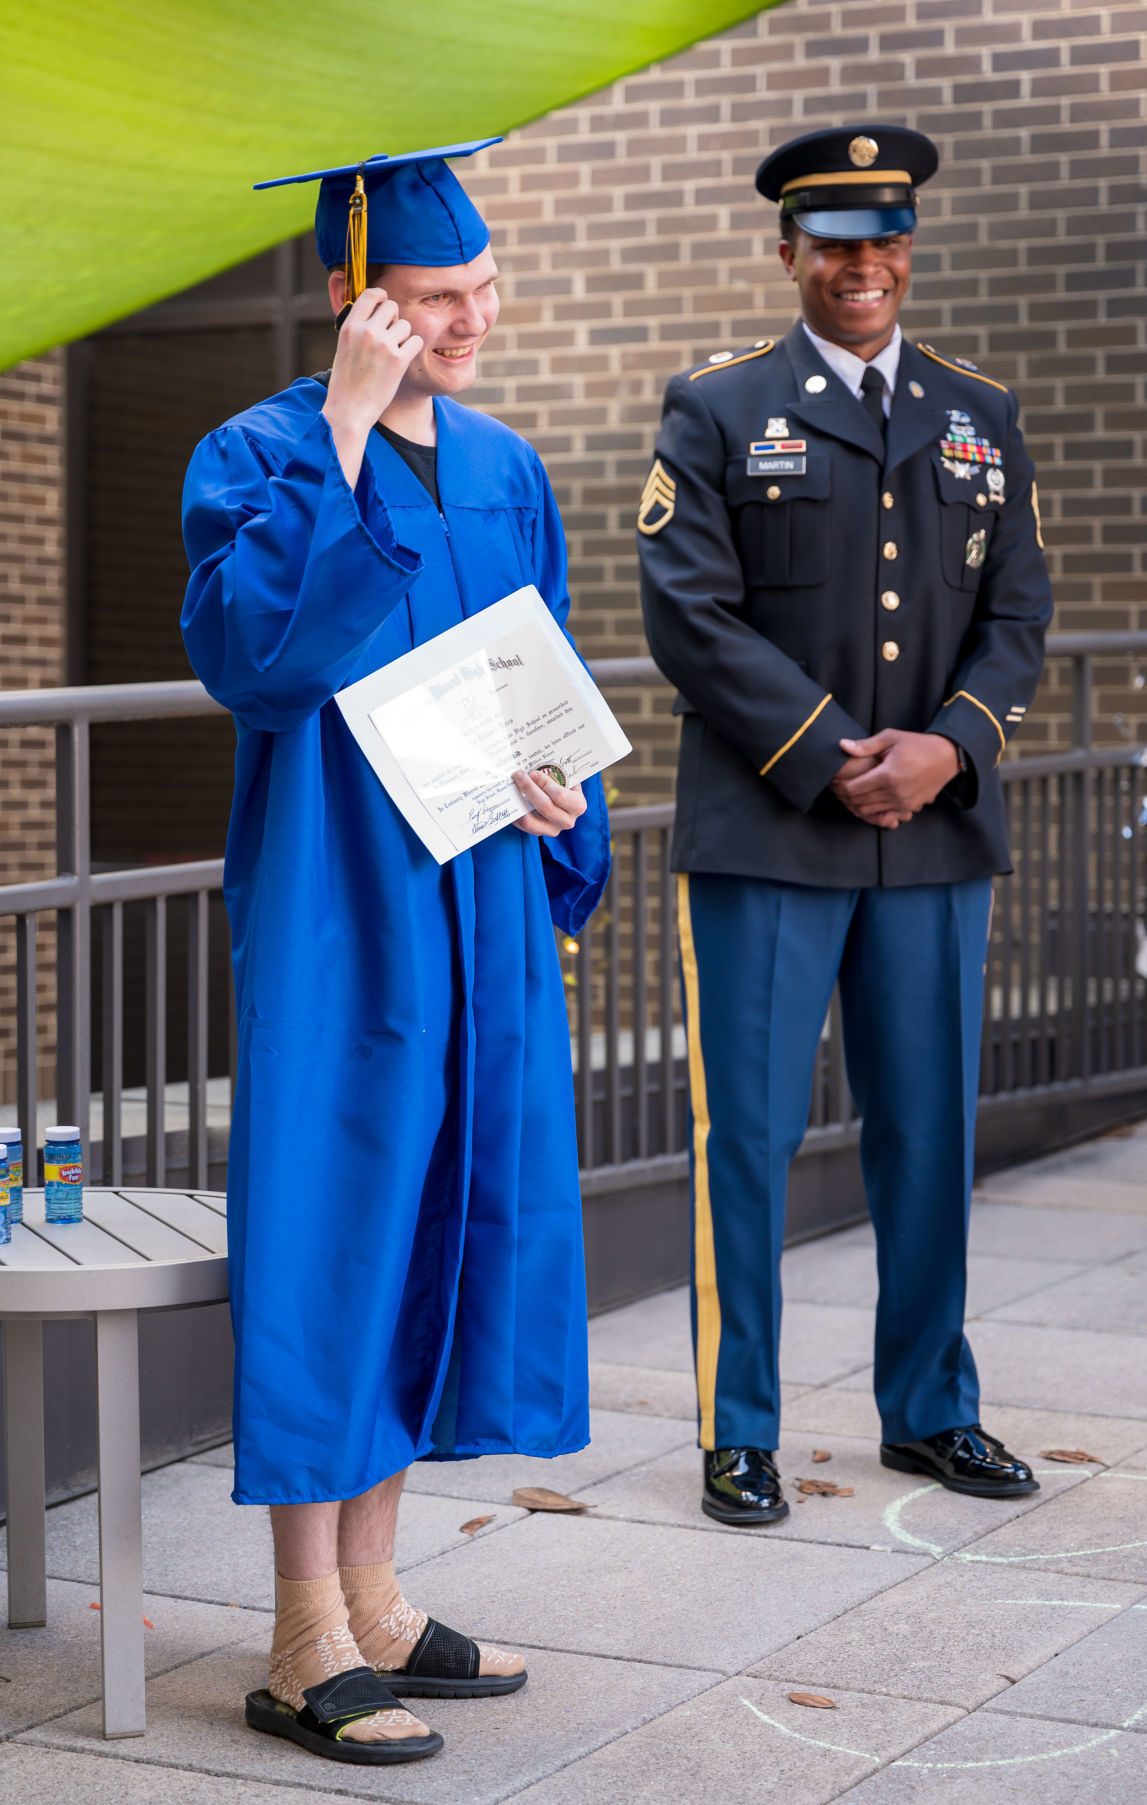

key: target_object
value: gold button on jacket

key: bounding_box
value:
[882,491,894,510]
[882,641,900,662]
[881,590,900,611]
[883,540,898,560]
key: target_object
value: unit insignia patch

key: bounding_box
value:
[765,417,789,438]
[637,459,677,536]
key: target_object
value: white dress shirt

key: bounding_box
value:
[802,321,902,418]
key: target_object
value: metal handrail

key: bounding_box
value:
[0,631,1145,1193]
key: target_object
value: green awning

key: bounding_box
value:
[1,2,779,370]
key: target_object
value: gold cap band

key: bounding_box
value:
[780,169,913,194]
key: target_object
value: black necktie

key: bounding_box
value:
[859,365,887,443]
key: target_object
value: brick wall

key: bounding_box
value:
[460,0,1147,800]
[0,351,66,1101]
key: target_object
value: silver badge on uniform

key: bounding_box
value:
[965,528,987,569]
[765,417,788,438]
[986,466,1006,504]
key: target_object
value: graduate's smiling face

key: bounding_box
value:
[329,246,500,399]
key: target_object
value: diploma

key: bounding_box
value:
[335,586,632,862]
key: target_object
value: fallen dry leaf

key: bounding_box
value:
[789,1692,836,1709]
[796,1478,855,1497]
[811,1449,832,1464]
[1040,1448,1106,1466]
[459,1515,495,1536]
[143,1616,155,1630]
[511,1486,590,1512]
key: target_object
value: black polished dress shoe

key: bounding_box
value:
[881,1424,1039,1497]
[702,1448,790,1525]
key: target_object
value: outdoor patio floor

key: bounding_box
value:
[3,1120,1146,1802]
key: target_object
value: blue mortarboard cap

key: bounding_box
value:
[255,139,501,269]
[755,125,937,240]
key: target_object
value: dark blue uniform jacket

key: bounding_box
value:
[637,321,1053,888]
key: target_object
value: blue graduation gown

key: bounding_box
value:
[181,382,610,1505]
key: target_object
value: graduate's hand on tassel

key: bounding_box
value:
[323,289,424,487]
[512,770,588,838]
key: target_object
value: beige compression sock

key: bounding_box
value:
[341,1559,524,1678]
[268,1570,431,1745]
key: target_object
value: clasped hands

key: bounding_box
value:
[830,729,959,830]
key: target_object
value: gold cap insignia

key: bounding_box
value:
[849,135,879,168]
[637,459,677,537]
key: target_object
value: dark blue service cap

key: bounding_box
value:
[755,125,938,240]
[255,139,501,268]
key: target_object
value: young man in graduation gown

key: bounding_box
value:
[637,126,1053,1529]
[181,142,611,1766]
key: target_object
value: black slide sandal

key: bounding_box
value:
[384,1618,528,1699]
[246,1665,444,1764]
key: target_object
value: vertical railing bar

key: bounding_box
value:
[658,830,676,1155]
[576,913,594,1170]
[1071,765,1090,1081]
[1020,778,1033,1090]
[632,830,649,1162]
[1114,765,1127,1074]
[1001,784,1016,1094]
[1132,764,1143,1070]
[145,896,167,1186]
[827,988,848,1125]
[1058,770,1071,1084]
[16,914,38,1177]
[187,891,209,1188]
[1072,651,1093,750]
[1096,767,1107,1074]
[54,717,92,1156]
[1038,775,1052,1087]
[101,902,124,1185]
[605,862,622,1168]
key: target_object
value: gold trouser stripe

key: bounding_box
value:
[916,344,1010,394]
[781,169,912,192]
[759,691,833,777]
[676,873,721,1450]
[689,342,774,380]
[1031,480,1045,549]
[944,689,1007,759]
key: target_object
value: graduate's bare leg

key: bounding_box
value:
[266,1495,433,1746]
[338,1474,526,1687]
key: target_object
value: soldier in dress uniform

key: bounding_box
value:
[637,125,1053,1525]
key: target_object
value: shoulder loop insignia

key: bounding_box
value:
[637,459,677,536]
[688,341,774,381]
[916,344,1010,395]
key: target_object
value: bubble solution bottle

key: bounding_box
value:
[0,1145,10,1247]
[0,1125,24,1224]
[44,1126,83,1224]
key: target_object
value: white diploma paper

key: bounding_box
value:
[335,586,632,863]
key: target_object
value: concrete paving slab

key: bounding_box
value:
[834,1319,1147,1419]
[575,1431,1084,1556]
[402,1408,692,1503]
[586,1285,875,1387]
[781,1240,1084,1317]
[990,1600,1147,1730]
[586,1363,812,1421]
[21,1635,721,1805]
[983,1250,1147,1334]
[957,1467,1147,1584]
[967,1200,1147,1263]
[784,1392,1147,1471]
[388,1511,926,1673]
[587,1286,692,1372]
[0,1576,262,1736]
[976,1171,1147,1214]
[22,1463,525,1609]
[752,1560,1139,1709]
[509,1676,962,1805]
[838,1706,1147,1802]
[0,1745,322,1805]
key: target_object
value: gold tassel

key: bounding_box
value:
[345,170,367,307]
